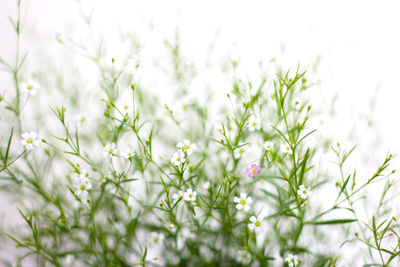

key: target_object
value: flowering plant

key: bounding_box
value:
[0,2,399,267]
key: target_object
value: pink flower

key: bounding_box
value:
[246,164,261,178]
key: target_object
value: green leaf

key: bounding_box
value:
[307,219,357,225]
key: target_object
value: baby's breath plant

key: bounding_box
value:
[1,2,399,267]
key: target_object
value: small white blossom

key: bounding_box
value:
[20,79,39,96]
[73,175,92,202]
[177,139,197,155]
[171,151,186,166]
[237,249,251,264]
[263,141,272,151]
[20,132,40,151]
[233,192,252,212]
[122,148,136,159]
[203,182,211,190]
[75,111,91,127]
[62,255,75,266]
[285,253,299,267]
[297,185,311,200]
[150,232,165,245]
[246,115,261,132]
[103,143,117,158]
[248,215,262,233]
[234,147,246,159]
[280,143,293,154]
[183,188,197,202]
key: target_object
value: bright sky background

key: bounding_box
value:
[1,0,399,150]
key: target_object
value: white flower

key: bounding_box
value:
[285,253,299,267]
[203,182,211,190]
[280,143,292,154]
[177,139,197,155]
[263,141,272,151]
[297,185,311,200]
[248,215,262,233]
[20,132,40,151]
[234,147,246,159]
[73,175,92,202]
[20,79,39,96]
[246,115,261,132]
[171,151,186,166]
[150,232,165,245]
[75,111,91,127]
[233,192,252,211]
[172,190,183,204]
[237,249,251,264]
[62,255,75,266]
[183,188,197,202]
[122,148,136,159]
[103,143,117,158]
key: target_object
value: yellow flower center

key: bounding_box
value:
[188,194,192,198]
[26,138,33,144]
[153,237,159,243]
[252,122,256,126]
[80,117,86,123]
[240,199,246,205]
[182,145,189,151]
[80,185,86,191]
[252,169,257,174]
[176,157,181,162]
[108,149,113,154]
[255,221,261,227]
[239,148,245,154]
[27,85,33,90]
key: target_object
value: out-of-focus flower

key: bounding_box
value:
[171,151,186,166]
[20,79,39,96]
[177,139,197,155]
[285,253,299,267]
[237,249,251,264]
[263,141,272,151]
[103,143,117,158]
[246,115,261,132]
[280,143,293,154]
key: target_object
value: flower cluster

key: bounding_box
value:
[285,253,299,267]
[72,169,93,203]
[171,139,196,166]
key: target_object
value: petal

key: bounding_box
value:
[249,216,256,222]
[236,204,242,210]
[248,224,254,230]
[240,192,247,199]
[246,197,253,204]
[233,197,239,203]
